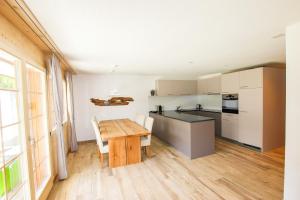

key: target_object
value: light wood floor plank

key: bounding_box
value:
[47,137,284,200]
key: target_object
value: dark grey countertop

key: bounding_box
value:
[163,108,221,113]
[198,108,222,113]
[150,111,215,123]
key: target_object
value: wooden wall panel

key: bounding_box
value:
[263,67,286,151]
[0,13,45,66]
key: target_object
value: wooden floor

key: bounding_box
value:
[47,137,284,200]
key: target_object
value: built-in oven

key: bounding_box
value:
[222,94,238,114]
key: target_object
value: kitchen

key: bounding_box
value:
[2,0,298,199]
[149,63,285,158]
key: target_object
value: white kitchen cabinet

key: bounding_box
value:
[156,80,197,96]
[220,66,285,151]
[206,75,221,94]
[239,68,263,89]
[238,88,263,147]
[177,80,197,95]
[197,75,221,94]
[221,72,239,94]
[221,113,239,141]
[197,79,207,94]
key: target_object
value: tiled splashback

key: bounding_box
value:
[148,95,221,111]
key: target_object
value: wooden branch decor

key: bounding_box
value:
[90,97,134,106]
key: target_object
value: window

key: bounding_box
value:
[26,64,51,198]
[0,50,29,200]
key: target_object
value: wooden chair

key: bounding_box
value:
[135,114,146,126]
[91,118,108,167]
[141,117,154,157]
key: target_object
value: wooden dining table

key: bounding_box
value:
[99,118,150,168]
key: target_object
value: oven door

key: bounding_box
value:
[222,99,239,114]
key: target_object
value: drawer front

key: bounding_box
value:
[221,114,239,141]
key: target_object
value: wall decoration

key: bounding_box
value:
[90,97,134,106]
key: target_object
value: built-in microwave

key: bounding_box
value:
[222,94,238,114]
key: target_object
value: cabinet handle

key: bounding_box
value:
[240,86,249,88]
[239,110,247,113]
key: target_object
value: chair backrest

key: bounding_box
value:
[135,114,146,126]
[91,118,105,152]
[144,117,154,133]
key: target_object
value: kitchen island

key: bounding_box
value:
[149,111,215,159]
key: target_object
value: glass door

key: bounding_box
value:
[26,64,51,198]
[0,51,29,199]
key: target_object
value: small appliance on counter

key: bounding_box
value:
[196,104,203,110]
[150,90,155,96]
[157,105,163,113]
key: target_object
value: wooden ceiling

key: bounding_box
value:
[0,0,75,73]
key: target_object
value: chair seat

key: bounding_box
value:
[141,136,150,147]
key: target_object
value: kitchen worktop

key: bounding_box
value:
[197,108,222,113]
[150,110,214,123]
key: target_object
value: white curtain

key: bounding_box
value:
[66,72,78,152]
[49,54,68,180]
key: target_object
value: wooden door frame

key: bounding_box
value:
[22,62,54,200]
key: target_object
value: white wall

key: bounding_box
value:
[284,22,300,200]
[73,74,157,141]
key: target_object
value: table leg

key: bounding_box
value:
[108,137,127,168]
[126,136,141,165]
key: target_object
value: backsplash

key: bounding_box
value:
[198,95,222,110]
[148,95,221,111]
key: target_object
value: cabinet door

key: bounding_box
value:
[150,114,165,140]
[156,80,177,96]
[238,88,263,147]
[239,68,263,89]
[197,79,207,94]
[206,75,221,94]
[178,80,197,95]
[221,113,239,140]
[156,80,197,96]
[221,72,239,94]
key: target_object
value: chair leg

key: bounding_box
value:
[145,146,151,157]
[99,151,104,168]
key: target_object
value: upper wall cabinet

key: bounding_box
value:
[197,75,221,95]
[239,68,263,89]
[197,79,207,94]
[221,72,239,94]
[155,80,197,96]
[206,75,221,94]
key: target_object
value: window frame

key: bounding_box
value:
[24,63,53,199]
[0,49,30,200]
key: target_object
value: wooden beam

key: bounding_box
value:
[0,0,75,73]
